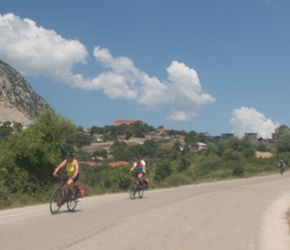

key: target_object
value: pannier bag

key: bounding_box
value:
[77,185,85,198]
[144,178,150,189]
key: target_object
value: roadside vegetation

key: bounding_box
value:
[0,108,289,210]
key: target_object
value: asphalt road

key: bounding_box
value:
[1,173,290,250]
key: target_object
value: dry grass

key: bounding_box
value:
[159,140,175,150]
[255,151,274,158]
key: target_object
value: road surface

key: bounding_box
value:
[1,173,290,250]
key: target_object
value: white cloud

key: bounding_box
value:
[166,61,215,121]
[230,107,279,138]
[0,13,88,76]
[91,46,171,104]
[0,13,215,122]
[70,72,137,100]
[91,48,216,120]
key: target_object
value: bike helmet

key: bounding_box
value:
[66,152,74,157]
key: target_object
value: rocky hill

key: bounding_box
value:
[0,60,50,126]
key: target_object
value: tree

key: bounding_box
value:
[13,122,23,132]
[170,141,182,159]
[124,129,133,140]
[132,121,152,137]
[2,121,12,128]
[276,132,290,160]
[66,132,92,148]
[142,139,159,157]
[226,136,240,151]
[256,143,267,152]
[90,126,104,135]
[0,126,13,141]
[184,131,197,144]
[93,149,108,159]
[221,148,243,162]
[204,142,218,156]
[177,155,191,172]
[275,125,289,139]
[240,135,255,158]
[0,108,76,194]
[111,140,129,161]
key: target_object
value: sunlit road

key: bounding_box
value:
[1,173,290,250]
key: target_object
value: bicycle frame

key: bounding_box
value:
[57,176,70,201]
[279,166,285,175]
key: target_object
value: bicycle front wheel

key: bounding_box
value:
[129,181,137,200]
[67,192,78,211]
[50,189,62,214]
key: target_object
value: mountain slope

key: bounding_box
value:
[0,60,50,125]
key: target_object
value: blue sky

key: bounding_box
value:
[1,0,290,138]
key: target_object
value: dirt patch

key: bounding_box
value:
[256,151,274,158]
[159,140,175,150]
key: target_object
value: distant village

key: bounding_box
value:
[0,119,278,149]
[112,119,278,146]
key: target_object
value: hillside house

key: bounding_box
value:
[197,142,207,151]
[244,133,258,143]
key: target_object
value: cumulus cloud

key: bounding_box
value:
[90,48,216,120]
[0,13,88,76]
[230,107,279,139]
[0,13,215,121]
[166,61,215,120]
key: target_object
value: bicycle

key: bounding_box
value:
[279,165,285,175]
[129,173,145,200]
[49,175,79,214]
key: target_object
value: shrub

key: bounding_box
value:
[232,164,245,177]
[222,149,243,162]
[195,155,222,178]
[154,159,172,182]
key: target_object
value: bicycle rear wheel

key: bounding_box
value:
[129,181,137,200]
[67,192,78,211]
[50,189,62,214]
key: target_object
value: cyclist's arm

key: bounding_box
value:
[129,162,137,172]
[142,161,146,173]
[53,159,67,176]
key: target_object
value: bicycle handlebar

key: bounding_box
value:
[54,174,69,181]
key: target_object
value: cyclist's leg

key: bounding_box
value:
[66,174,79,195]
[137,173,144,183]
[66,178,76,197]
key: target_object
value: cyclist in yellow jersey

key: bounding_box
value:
[53,152,79,199]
